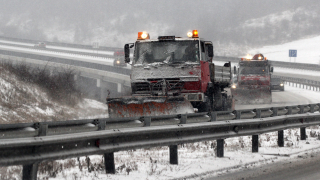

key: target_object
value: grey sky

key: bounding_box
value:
[0,0,319,48]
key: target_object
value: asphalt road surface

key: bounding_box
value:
[209,151,320,180]
[236,85,320,110]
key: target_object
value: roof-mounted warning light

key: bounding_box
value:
[241,54,252,61]
[187,30,199,38]
[252,53,265,60]
[137,32,150,40]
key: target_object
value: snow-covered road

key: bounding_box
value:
[236,85,320,110]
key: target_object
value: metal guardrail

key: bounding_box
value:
[1,113,319,164]
[0,49,131,76]
[2,36,320,72]
[0,42,115,59]
[1,104,319,139]
[0,36,122,51]
[274,75,320,91]
[0,103,320,180]
[214,56,320,72]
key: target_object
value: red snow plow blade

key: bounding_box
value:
[107,96,194,118]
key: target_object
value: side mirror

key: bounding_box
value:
[124,44,130,63]
[270,66,274,73]
[207,45,214,58]
[234,66,237,74]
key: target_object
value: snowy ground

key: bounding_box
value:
[249,35,320,64]
[0,64,108,124]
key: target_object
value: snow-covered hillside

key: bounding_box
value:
[0,64,108,124]
[218,6,320,56]
[242,8,317,28]
[248,35,320,64]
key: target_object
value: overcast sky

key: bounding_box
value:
[0,0,319,47]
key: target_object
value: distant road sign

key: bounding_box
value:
[289,49,297,57]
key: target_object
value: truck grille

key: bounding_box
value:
[240,80,269,86]
[133,78,185,94]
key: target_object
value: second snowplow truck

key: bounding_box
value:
[232,54,273,104]
[107,30,234,118]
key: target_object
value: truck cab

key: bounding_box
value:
[232,54,273,104]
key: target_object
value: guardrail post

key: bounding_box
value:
[252,135,259,153]
[255,109,261,118]
[235,110,241,119]
[169,145,178,164]
[209,111,217,121]
[144,117,151,127]
[23,163,39,180]
[272,107,278,116]
[278,130,284,147]
[299,105,304,114]
[22,123,48,180]
[300,127,306,140]
[310,104,315,113]
[98,119,106,130]
[104,152,115,174]
[96,119,115,174]
[287,106,292,115]
[217,139,224,157]
[38,123,48,136]
[180,114,187,124]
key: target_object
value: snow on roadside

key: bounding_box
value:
[249,35,320,64]
[33,125,320,180]
[35,84,320,180]
[0,64,108,124]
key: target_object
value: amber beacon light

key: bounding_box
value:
[137,32,150,40]
[187,30,199,38]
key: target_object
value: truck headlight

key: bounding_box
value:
[116,60,120,64]
[280,83,284,86]
[231,84,236,89]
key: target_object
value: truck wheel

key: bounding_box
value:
[213,87,222,111]
[222,95,233,111]
[197,96,212,112]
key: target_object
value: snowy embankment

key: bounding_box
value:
[0,64,108,124]
[249,35,320,64]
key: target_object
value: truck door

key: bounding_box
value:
[200,41,210,92]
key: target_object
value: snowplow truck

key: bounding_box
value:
[231,54,273,104]
[107,30,234,118]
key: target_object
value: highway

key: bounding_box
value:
[0,38,318,81]
[236,85,320,110]
[1,39,319,110]
[0,39,114,55]
[212,150,320,180]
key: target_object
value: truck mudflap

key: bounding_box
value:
[232,87,272,104]
[107,96,194,118]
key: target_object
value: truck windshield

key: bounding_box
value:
[134,40,200,65]
[240,66,268,75]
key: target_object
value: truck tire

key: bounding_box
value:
[197,96,212,112]
[213,87,223,111]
